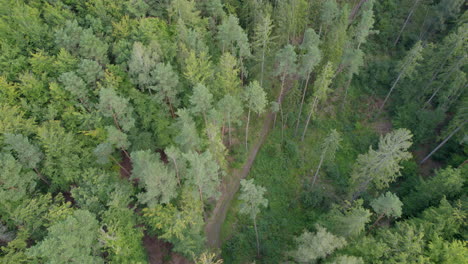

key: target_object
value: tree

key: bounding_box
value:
[150,62,180,116]
[217,95,243,146]
[295,28,322,135]
[351,128,413,199]
[128,41,160,93]
[77,59,103,86]
[3,133,45,183]
[341,48,364,106]
[184,150,220,202]
[217,14,251,58]
[290,225,347,263]
[214,53,241,98]
[165,146,186,185]
[58,72,89,108]
[98,87,135,132]
[301,62,334,141]
[195,252,224,264]
[243,81,267,150]
[173,109,201,152]
[393,0,421,46]
[319,0,339,36]
[352,3,376,49]
[183,50,214,86]
[379,41,424,112]
[131,150,178,207]
[190,83,213,127]
[311,129,342,187]
[27,210,104,263]
[142,187,205,257]
[329,255,364,264]
[370,192,403,228]
[320,200,372,238]
[238,179,268,257]
[252,13,274,86]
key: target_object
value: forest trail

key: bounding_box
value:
[205,82,292,248]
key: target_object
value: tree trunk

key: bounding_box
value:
[295,74,311,136]
[254,217,260,258]
[420,120,467,164]
[394,0,420,46]
[280,104,284,142]
[34,167,50,185]
[367,213,385,234]
[228,112,232,147]
[245,109,251,151]
[171,157,181,186]
[379,70,404,114]
[349,0,368,23]
[260,45,266,87]
[301,97,318,142]
[110,155,131,176]
[312,153,325,187]
[341,77,353,109]
[202,111,208,129]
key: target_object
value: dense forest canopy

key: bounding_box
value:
[0,0,466,263]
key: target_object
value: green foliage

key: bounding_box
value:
[183,150,221,201]
[371,192,403,219]
[243,81,267,115]
[27,210,104,263]
[239,179,268,220]
[190,83,213,120]
[98,87,135,132]
[131,150,178,206]
[290,225,347,263]
[320,200,372,238]
[3,133,42,169]
[173,109,201,152]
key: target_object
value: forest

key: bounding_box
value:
[0,0,466,263]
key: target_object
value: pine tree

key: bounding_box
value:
[217,95,243,146]
[252,13,274,86]
[150,62,180,116]
[301,62,334,141]
[98,87,135,132]
[351,129,413,199]
[214,53,241,98]
[243,81,267,150]
[311,129,341,187]
[238,179,268,257]
[290,225,347,263]
[379,41,424,112]
[370,192,403,228]
[295,28,322,135]
[190,83,213,127]
[184,150,221,202]
[131,150,178,207]
[172,109,201,152]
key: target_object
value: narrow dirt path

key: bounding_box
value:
[205,83,291,248]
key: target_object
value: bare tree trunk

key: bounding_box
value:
[254,217,260,258]
[295,74,311,136]
[171,157,181,186]
[394,0,420,46]
[228,112,232,147]
[260,44,266,87]
[110,155,130,176]
[420,120,467,164]
[34,167,50,185]
[245,109,251,151]
[280,104,284,142]
[311,153,325,187]
[367,213,385,234]
[341,77,353,109]
[301,97,318,142]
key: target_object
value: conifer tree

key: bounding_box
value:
[351,129,413,199]
[311,129,341,187]
[190,83,213,127]
[238,179,268,257]
[290,225,346,263]
[217,95,243,146]
[98,87,135,132]
[184,150,221,202]
[243,81,267,150]
[131,150,178,207]
[370,192,403,228]
[173,109,201,152]
[252,13,274,86]
[302,62,334,141]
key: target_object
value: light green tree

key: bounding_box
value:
[217,95,243,146]
[302,62,334,141]
[190,83,213,127]
[131,150,178,207]
[27,210,104,264]
[295,28,322,135]
[184,150,220,202]
[238,179,268,257]
[252,13,274,86]
[320,200,372,238]
[328,255,364,264]
[173,109,201,152]
[290,225,347,263]
[214,53,241,98]
[128,41,160,92]
[150,62,180,116]
[183,50,214,86]
[379,41,424,112]
[312,129,342,187]
[319,0,339,36]
[243,81,267,150]
[98,87,135,132]
[351,128,413,199]
[370,192,403,228]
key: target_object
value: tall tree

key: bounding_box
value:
[238,179,268,257]
[217,95,243,146]
[379,41,424,113]
[27,210,104,263]
[319,0,339,36]
[172,109,201,152]
[350,129,413,199]
[393,0,421,46]
[214,53,241,98]
[184,150,220,202]
[295,28,322,135]
[243,81,267,150]
[252,13,274,86]
[301,62,334,141]
[290,225,347,263]
[190,83,213,127]
[370,192,403,228]
[311,129,342,187]
[98,87,135,132]
[131,150,178,207]
[150,62,180,116]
